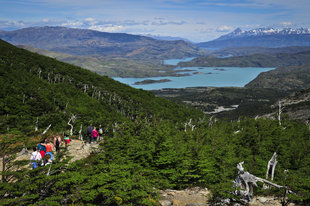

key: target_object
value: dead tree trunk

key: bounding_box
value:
[266,152,278,181]
[234,161,292,203]
[35,117,39,131]
[79,124,83,140]
[42,124,52,134]
[67,114,76,136]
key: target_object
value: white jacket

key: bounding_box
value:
[30,151,42,161]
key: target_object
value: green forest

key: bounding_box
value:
[1,39,310,205]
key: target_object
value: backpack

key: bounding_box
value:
[56,138,60,147]
[87,126,92,135]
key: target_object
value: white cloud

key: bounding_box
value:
[89,25,124,32]
[281,21,292,27]
[0,20,25,28]
[216,25,233,32]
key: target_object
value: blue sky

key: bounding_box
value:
[0,0,310,42]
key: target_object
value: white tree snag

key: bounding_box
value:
[83,84,88,93]
[209,116,213,127]
[98,90,101,100]
[184,119,195,132]
[266,152,278,181]
[42,124,52,134]
[234,161,292,203]
[67,114,77,136]
[38,68,42,79]
[79,124,83,140]
[35,117,39,131]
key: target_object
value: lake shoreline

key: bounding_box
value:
[113,66,275,90]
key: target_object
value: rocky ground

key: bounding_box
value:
[66,139,100,162]
[158,187,294,206]
[159,187,210,206]
[0,139,100,177]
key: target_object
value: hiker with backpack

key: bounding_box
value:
[30,146,42,169]
[42,152,53,166]
[53,134,62,153]
[86,123,93,144]
[45,139,53,153]
[37,140,46,158]
[91,127,99,143]
[64,133,71,149]
[98,125,104,141]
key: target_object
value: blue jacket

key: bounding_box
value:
[37,143,46,152]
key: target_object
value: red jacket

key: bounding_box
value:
[91,129,99,138]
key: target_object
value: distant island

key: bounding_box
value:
[134,79,171,85]
[214,68,226,71]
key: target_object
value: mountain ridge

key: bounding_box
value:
[197,27,310,49]
[0,26,206,61]
[219,27,310,40]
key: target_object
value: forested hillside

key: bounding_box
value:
[1,39,310,205]
[246,65,310,91]
[0,39,201,133]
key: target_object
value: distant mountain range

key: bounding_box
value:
[197,28,310,49]
[0,26,206,61]
[144,34,192,42]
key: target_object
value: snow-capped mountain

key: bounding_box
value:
[197,27,310,49]
[218,28,310,40]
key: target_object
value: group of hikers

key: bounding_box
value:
[30,123,104,169]
[86,123,104,144]
[30,134,69,169]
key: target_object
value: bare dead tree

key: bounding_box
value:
[184,119,196,132]
[209,116,214,127]
[67,114,77,136]
[79,124,83,140]
[38,68,42,79]
[98,90,101,100]
[83,84,89,93]
[266,152,278,181]
[35,117,39,131]
[233,161,292,203]
[42,124,52,134]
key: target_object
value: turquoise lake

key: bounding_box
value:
[113,58,275,90]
